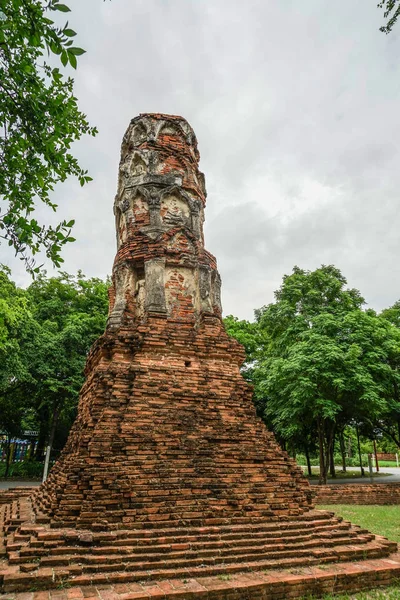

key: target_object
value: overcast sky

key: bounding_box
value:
[2,0,400,320]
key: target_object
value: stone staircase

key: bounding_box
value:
[0,496,396,592]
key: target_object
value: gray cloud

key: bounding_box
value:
[2,0,400,320]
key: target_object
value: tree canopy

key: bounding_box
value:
[378,0,400,33]
[0,268,109,473]
[225,265,400,484]
[0,0,97,272]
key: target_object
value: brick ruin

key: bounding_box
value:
[1,114,399,598]
[314,483,400,505]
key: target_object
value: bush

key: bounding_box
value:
[0,460,43,479]
[296,454,374,468]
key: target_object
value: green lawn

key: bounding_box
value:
[313,588,400,599]
[305,470,390,480]
[314,505,400,599]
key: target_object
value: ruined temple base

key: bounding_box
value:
[1,496,398,597]
[1,555,400,600]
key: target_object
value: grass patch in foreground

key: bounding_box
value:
[305,470,390,480]
[317,504,400,543]
[315,505,400,599]
[304,586,400,599]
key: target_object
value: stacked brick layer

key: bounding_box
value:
[315,483,400,505]
[30,317,312,529]
[0,490,33,508]
[0,495,397,593]
[2,555,400,600]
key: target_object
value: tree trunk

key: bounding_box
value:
[4,436,12,478]
[339,430,347,472]
[329,437,336,478]
[317,418,327,485]
[347,434,352,458]
[27,440,35,460]
[356,424,365,477]
[304,443,312,477]
[373,438,379,472]
[34,407,49,462]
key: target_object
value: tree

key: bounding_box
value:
[369,301,400,448]
[230,266,398,485]
[378,0,400,33]
[0,269,110,476]
[25,271,109,460]
[0,0,97,272]
[0,266,33,475]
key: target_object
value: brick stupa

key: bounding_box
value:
[1,114,399,599]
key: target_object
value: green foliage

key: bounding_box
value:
[314,504,400,599]
[224,315,261,363]
[226,265,400,484]
[317,505,400,544]
[0,0,97,272]
[0,268,110,473]
[24,271,110,456]
[0,267,32,445]
[378,0,400,34]
[0,460,44,478]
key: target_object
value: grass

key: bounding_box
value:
[314,505,400,599]
[304,470,390,480]
[317,504,400,542]
[302,587,400,599]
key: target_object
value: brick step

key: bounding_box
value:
[16,535,388,571]
[46,509,331,531]
[6,522,360,558]
[3,553,400,597]
[2,541,394,593]
[33,526,372,557]
[9,510,341,541]
[5,514,352,550]
[14,531,374,563]
[105,521,353,545]
[6,516,350,552]
[43,527,368,557]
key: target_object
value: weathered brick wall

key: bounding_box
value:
[315,483,400,505]
[0,487,33,506]
[376,453,397,461]
[32,316,313,529]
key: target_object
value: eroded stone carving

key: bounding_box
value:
[145,257,167,313]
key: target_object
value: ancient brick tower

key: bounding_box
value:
[1,114,398,598]
[32,112,313,528]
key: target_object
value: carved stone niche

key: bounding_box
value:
[114,192,135,248]
[157,121,184,141]
[130,121,148,146]
[133,263,145,320]
[107,262,135,330]
[132,189,150,227]
[144,257,167,313]
[211,270,222,315]
[146,187,162,228]
[119,151,148,191]
[160,190,191,229]
[188,197,202,238]
[199,265,212,313]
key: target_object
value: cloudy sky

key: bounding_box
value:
[2,0,400,320]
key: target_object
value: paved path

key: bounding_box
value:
[308,467,400,485]
[0,480,41,490]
